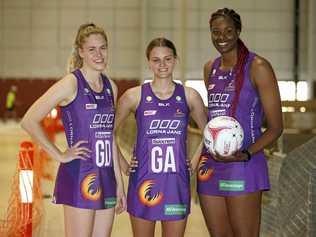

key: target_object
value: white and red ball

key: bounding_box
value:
[203,116,244,157]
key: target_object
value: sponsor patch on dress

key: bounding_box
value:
[144,110,157,116]
[85,103,97,110]
[219,180,245,191]
[104,197,117,208]
[164,204,187,215]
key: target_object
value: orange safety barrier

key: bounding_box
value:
[0,141,44,237]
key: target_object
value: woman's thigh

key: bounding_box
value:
[198,194,233,237]
[92,207,115,237]
[161,218,187,237]
[130,214,156,237]
[63,205,95,237]
[227,191,262,237]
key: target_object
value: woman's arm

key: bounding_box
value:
[21,74,90,163]
[246,56,283,155]
[114,86,141,176]
[184,87,208,173]
[108,79,127,213]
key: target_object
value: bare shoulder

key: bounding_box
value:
[107,77,117,91]
[55,73,78,106]
[250,55,277,88]
[203,59,214,86]
[204,59,214,74]
[56,72,75,87]
[183,86,200,99]
[251,55,274,72]
[183,85,204,109]
[123,85,141,98]
[119,85,141,109]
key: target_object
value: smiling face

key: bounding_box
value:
[79,33,108,72]
[210,16,240,55]
[148,46,177,80]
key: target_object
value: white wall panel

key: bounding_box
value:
[87,0,114,8]
[3,0,31,8]
[60,0,87,8]
[3,9,31,28]
[0,0,301,82]
[32,29,58,48]
[116,0,140,8]
[115,9,140,28]
[3,49,32,77]
[87,9,114,28]
[60,9,87,28]
[32,9,58,28]
[31,49,60,77]
[3,29,31,48]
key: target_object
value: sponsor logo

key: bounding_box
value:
[197,156,213,181]
[219,180,245,191]
[146,96,153,102]
[95,95,104,100]
[209,109,226,117]
[176,96,182,102]
[212,69,216,75]
[85,103,97,110]
[158,102,170,107]
[225,81,235,91]
[144,110,157,116]
[208,84,215,90]
[81,173,101,201]
[209,93,229,103]
[90,113,114,129]
[106,88,111,95]
[218,75,230,80]
[104,197,116,208]
[164,204,187,215]
[139,180,163,206]
[84,88,90,94]
[174,108,185,117]
[147,119,182,135]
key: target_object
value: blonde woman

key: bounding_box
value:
[21,23,126,237]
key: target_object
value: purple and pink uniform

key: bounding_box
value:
[197,52,270,196]
[127,82,190,221]
[53,69,117,209]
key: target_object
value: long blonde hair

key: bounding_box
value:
[67,23,108,73]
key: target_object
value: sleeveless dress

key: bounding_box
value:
[197,52,270,196]
[53,69,117,209]
[127,82,190,220]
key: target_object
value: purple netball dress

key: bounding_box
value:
[127,82,190,221]
[53,69,117,209]
[197,52,270,196]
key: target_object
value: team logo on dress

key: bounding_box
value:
[176,96,182,102]
[212,69,216,75]
[197,156,213,181]
[146,96,153,102]
[106,88,111,95]
[138,180,163,207]
[81,173,102,201]
[85,103,97,110]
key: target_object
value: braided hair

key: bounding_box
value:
[209,8,249,116]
